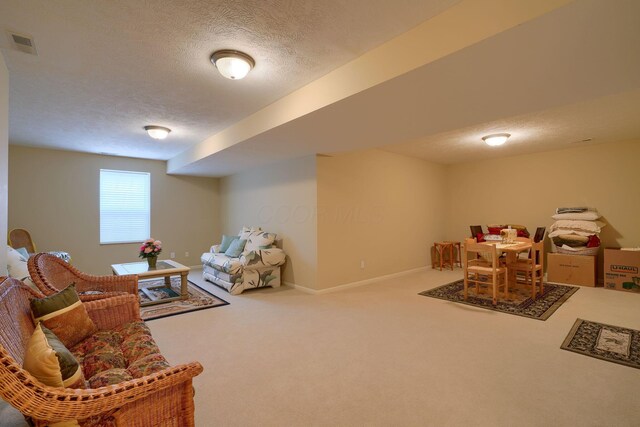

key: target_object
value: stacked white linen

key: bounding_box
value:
[548,208,603,255]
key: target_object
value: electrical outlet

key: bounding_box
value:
[170,252,175,259]
[360,260,365,269]
[185,251,189,257]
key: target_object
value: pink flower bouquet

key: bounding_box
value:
[139,238,162,258]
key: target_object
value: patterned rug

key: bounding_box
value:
[139,277,229,321]
[561,319,640,369]
[419,279,578,320]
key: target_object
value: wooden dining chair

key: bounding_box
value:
[470,225,484,238]
[8,228,36,254]
[463,238,508,305]
[533,227,546,243]
[507,239,544,299]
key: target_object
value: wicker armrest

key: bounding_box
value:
[84,293,141,330]
[75,274,138,296]
[4,361,203,423]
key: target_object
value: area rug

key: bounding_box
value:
[139,277,229,321]
[561,319,640,369]
[419,279,578,320]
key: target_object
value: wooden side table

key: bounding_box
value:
[444,241,462,268]
[433,242,454,271]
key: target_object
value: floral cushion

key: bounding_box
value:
[240,248,286,269]
[238,226,262,240]
[71,321,169,388]
[201,252,243,275]
[245,231,276,252]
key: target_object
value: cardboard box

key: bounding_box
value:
[547,253,597,287]
[604,248,640,292]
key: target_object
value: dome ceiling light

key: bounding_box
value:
[144,125,171,140]
[210,50,255,80]
[482,133,511,147]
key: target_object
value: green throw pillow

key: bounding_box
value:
[224,239,247,258]
[219,234,239,252]
[31,284,98,348]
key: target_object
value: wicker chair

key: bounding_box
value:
[0,276,203,426]
[8,228,36,254]
[28,253,138,302]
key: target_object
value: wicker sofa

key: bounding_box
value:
[201,227,286,295]
[0,276,203,426]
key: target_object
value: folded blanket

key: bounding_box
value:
[550,220,602,234]
[556,207,588,214]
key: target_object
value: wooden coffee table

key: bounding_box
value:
[111,259,190,306]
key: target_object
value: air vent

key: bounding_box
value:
[6,30,37,55]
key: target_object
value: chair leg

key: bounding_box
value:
[504,272,509,300]
[464,275,469,300]
[531,270,537,300]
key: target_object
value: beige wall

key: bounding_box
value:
[219,155,317,289]
[0,53,8,275]
[446,139,640,275]
[8,146,220,275]
[317,149,447,289]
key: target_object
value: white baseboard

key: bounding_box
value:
[284,266,431,295]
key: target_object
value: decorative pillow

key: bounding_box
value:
[239,226,262,240]
[552,210,600,221]
[14,246,30,259]
[224,239,247,258]
[245,231,276,252]
[487,226,505,235]
[31,285,98,348]
[219,234,239,253]
[23,323,85,389]
[6,246,38,292]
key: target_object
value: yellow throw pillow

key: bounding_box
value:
[30,284,98,348]
[23,323,85,389]
[23,324,84,426]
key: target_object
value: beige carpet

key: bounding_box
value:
[3,268,640,426]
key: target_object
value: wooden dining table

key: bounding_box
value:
[479,240,533,296]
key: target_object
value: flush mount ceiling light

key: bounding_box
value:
[210,50,255,80]
[482,133,511,147]
[144,125,171,140]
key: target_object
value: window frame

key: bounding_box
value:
[99,169,151,245]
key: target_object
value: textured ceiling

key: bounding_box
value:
[168,0,640,176]
[382,90,640,164]
[0,0,460,159]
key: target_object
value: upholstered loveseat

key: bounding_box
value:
[201,227,286,295]
[0,277,203,426]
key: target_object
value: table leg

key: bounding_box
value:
[180,272,188,300]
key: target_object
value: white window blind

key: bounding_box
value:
[100,169,150,244]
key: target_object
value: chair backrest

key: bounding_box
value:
[8,229,36,254]
[533,227,546,243]
[531,239,544,267]
[0,277,39,365]
[470,225,483,238]
[28,253,79,296]
[464,239,500,269]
